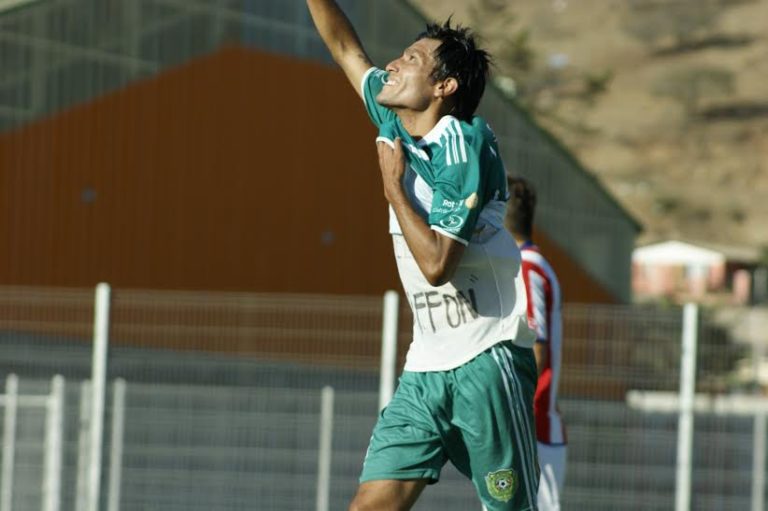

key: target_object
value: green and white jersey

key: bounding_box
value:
[362,67,535,371]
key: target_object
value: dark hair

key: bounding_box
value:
[417,19,490,121]
[506,176,537,240]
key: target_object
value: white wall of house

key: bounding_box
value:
[633,240,757,304]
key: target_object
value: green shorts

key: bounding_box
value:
[360,341,540,511]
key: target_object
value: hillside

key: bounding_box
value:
[410,0,768,251]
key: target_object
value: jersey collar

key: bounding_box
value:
[416,115,459,147]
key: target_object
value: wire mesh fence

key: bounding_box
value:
[0,285,761,510]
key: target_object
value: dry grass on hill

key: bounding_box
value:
[411,0,768,251]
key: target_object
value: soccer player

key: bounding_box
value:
[506,177,567,511]
[306,1,539,509]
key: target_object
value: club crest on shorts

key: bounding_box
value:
[485,469,517,502]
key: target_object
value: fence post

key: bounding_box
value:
[1,374,18,511]
[753,321,766,511]
[107,379,127,511]
[675,303,698,511]
[89,282,112,511]
[379,291,399,411]
[75,381,92,511]
[43,375,65,511]
[753,413,766,511]
[316,386,335,511]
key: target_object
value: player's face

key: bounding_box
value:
[377,38,442,112]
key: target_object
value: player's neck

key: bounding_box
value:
[395,108,443,140]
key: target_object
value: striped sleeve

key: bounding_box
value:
[428,118,485,245]
[522,261,552,343]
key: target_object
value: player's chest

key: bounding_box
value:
[401,141,439,188]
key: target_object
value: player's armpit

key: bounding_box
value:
[334,49,373,99]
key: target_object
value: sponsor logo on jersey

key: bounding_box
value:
[442,199,457,209]
[434,199,463,215]
[434,194,478,218]
[485,469,517,503]
[439,214,464,231]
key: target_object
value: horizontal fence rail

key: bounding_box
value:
[0,285,759,510]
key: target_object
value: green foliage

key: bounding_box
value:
[473,0,509,13]
[652,66,735,117]
[468,2,533,76]
[622,0,725,49]
[497,29,535,74]
[760,245,768,267]
[467,1,610,115]
[654,195,680,214]
[728,207,746,224]
[690,207,713,222]
[581,69,614,103]
[697,308,749,393]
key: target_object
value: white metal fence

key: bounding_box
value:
[0,284,761,510]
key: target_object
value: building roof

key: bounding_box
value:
[633,240,761,265]
[0,0,642,301]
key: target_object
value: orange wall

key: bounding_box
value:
[534,231,616,303]
[0,46,616,302]
[0,47,396,294]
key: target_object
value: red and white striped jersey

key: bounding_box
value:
[521,243,567,445]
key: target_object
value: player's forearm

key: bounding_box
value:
[388,191,460,287]
[306,0,367,65]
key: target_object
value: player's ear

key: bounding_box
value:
[435,77,459,99]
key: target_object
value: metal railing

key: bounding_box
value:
[0,284,761,510]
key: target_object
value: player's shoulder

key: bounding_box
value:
[361,67,387,103]
[469,115,498,142]
[455,115,496,147]
[363,66,387,84]
[425,115,495,154]
[522,247,558,279]
[522,245,545,262]
[521,245,543,263]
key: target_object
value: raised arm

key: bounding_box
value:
[306,0,374,98]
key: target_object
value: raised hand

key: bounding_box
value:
[376,137,406,203]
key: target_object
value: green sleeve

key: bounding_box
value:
[428,125,496,244]
[361,67,396,128]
